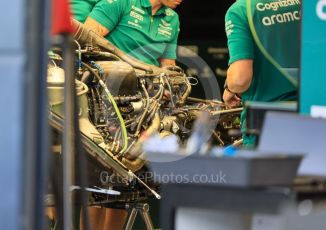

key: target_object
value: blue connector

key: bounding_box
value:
[223,145,239,157]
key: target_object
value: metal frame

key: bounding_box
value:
[124,203,154,230]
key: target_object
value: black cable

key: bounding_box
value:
[81,61,102,82]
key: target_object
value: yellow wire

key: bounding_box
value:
[100,80,128,154]
[246,0,298,87]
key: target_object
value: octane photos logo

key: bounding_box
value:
[100,170,227,185]
[317,0,326,20]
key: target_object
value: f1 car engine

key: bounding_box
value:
[47,20,241,201]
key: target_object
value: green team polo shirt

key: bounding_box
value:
[88,0,180,66]
[225,0,300,146]
[70,0,101,23]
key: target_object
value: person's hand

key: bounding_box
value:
[162,89,171,101]
[223,89,241,108]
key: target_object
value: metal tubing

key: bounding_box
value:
[124,208,138,230]
[62,35,76,230]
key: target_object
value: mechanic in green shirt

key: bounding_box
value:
[79,0,181,67]
[223,0,300,146]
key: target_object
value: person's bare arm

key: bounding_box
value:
[226,59,253,93]
[223,59,253,107]
[84,17,110,36]
[159,58,176,67]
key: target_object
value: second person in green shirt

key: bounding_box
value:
[78,0,182,67]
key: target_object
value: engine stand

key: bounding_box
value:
[123,203,154,230]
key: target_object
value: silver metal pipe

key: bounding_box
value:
[211,107,243,116]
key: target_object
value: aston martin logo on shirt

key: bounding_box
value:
[165,8,174,16]
[161,19,171,27]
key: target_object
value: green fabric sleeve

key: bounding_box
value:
[161,24,180,60]
[70,0,99,23]
[225,4,254,65]
[89,0,127,31]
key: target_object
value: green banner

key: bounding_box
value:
[300,0,326,115]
